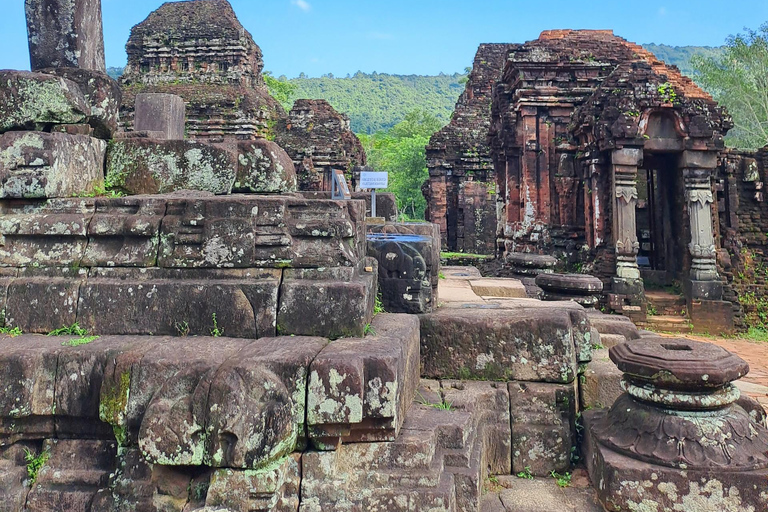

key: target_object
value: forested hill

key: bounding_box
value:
[641,44,725,76]
[288,72,465,134]
[105,44,722,134]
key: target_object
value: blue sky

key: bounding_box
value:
[2,0,767,77]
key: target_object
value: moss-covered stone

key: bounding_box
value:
[0,70,90,133]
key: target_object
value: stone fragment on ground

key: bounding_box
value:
[469,278,527,298]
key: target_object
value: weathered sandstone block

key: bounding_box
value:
[206,454,301,511]
[134,93,185,141]
[234,139,297,193]
[277,263,377,339]
[508,381,576,476]
[307,314,420,449]
[105,139,236,195]
[0,131,105,199]
[0,70,90,133]
[39,67,122,139]
[25,0,106,71]
[420,307,580,383]
[0,131,105,198]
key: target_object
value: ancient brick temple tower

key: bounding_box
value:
[118,0,284,141]
[485,30,735,330]
[425,44,513,254]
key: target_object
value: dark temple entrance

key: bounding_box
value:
[636,153,686,285]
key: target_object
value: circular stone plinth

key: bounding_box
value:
[541,291,599,307]
[505,252,557,269]
[535,273,603,295]
[610,337,749,389]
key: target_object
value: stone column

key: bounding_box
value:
[611,148,642,280]
[25,0,106,71]
[680,151,721,300]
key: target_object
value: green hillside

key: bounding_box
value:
[641,44,725,76]
[286,72,465,134]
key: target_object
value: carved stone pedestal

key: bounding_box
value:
[584,337,768,511]
[536,273,603,307]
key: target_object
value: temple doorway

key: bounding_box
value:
[636,153,686,285]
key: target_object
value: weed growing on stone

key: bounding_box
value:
[550,471,572,488]
[0,326,22,337]
[516,466,534,480]
[374,293,385,315]
[175,321,190,337]
[416,391,454,411]
[24,448,50,485]
[190,481,209,501]
[48,323,88,336]
[364,323,376,336]
[591,342,604,350]
[438,271,446,280]
[62,335,99,347]
[210,314,223,337]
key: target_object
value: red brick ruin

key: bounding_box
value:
[428,30,768,332]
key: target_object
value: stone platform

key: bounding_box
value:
[0,193,376,339]
[0,313,421,510]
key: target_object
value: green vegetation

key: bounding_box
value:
[516,466,534,480]
[24,447,50,485]
[441,252,492,260]
[175,321,190,337]
[48,323,89,336]
[374,293,385,315]
[364,323,376,336]
[745,327,768,342]
[691,23,768,149]
[550,470,572,488]
[0,326,22,337]
[62,336,99,347]
[360,109,445,219]
[416,391,454,411]
[263,71,297,106]
[283,72,464,134]
[210,313,223,337]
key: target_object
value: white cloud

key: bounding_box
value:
[291,0,311,12]
[367,32,395,41]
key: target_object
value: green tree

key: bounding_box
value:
[263,71,297,110]
[692,23,768,149]
[360,110,445,220]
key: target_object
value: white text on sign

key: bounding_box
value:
[360,172,389,189]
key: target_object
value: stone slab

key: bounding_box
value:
[307,313,420,448]
[0,131,106,198]
[495,475,603,512]
[470,278,527,298]
[278,263,377,339]
[106,139,236,195]
[134,93,185,141]
[580,349,624,409]
[25,0,106,71]
[420,307,580,383]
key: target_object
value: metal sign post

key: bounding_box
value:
[359,171,389,218]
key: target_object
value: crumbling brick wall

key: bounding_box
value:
[716,147,768,329]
